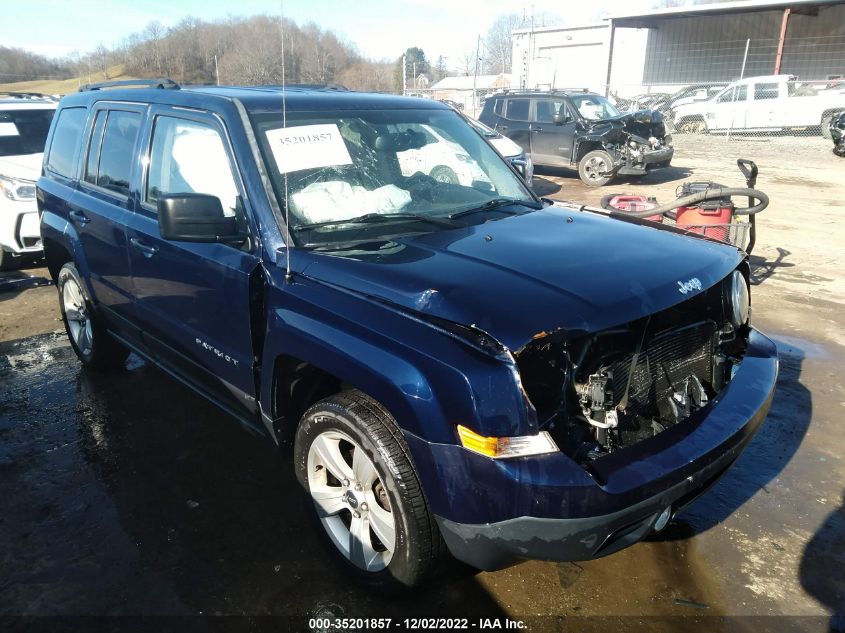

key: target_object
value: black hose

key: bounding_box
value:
[606,187,768,219]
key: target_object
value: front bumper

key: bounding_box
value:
[410,328,777,571]
[617,146,674,176]
[0,197,42,255]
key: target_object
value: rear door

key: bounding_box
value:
[495,98,531,156]
[124,106,261,420]
[529,97,574,166]
[71,104,143,326]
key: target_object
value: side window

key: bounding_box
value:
[146,116,239,217]
[45,107,87,178]
[535,99,566,123]
[493,98,504,116]
[754,83,778,100]
[736,85,748,101]
[505,99,529,122]
[84,110,140,197]
[716,88,734,103]
[83,111,106,185]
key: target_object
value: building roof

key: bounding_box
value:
[430,74,512,91]
[611,0,844,27]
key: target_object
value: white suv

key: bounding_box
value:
[0,94,56,270]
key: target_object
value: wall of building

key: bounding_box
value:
[638,4,845,84]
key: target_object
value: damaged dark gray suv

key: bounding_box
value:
[480,90,674,186]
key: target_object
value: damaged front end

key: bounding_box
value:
[515,268,749,467]
[579,109,674,177]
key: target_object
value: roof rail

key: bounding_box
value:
[250,83,350,92]
[495,87,591,95]
[79,78,180,92]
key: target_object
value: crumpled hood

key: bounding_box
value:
[294,205,743,351]
[586,109,667,140]
[0,153,42,181]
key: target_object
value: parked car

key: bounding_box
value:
[479,90,674,187]
[830,110,845,156]
[39,80,776,590]
[464,116,533,187]
[673,74,845,135]
[0,93,56,269]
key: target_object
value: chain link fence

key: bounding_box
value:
[606,33,845,142]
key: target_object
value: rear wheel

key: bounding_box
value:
[294,390,445,590]
[578,150,614,187]
[0,249,11,272]
[678,117,707,134]
[58,263,129,370]
[821,113,835,140]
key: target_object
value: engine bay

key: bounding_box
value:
[515,275,750,465]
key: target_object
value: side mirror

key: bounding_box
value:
[158,193,241,243]
[553,112,569,125]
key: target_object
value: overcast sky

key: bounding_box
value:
[2,0,656,67]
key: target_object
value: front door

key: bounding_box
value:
[124,107,261,421]
[530,98,574,166]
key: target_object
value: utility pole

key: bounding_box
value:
[214,54,220,86]
[402,54,407,96]
[472,34,481,114]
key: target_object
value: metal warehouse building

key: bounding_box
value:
[512,0,845,95]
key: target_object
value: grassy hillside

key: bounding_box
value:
[0,64,136,96]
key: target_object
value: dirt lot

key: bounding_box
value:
[0,135,843,629]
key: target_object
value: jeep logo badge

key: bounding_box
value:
[677,277,702,295]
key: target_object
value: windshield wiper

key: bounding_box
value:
[292,212,460,232]
[448,197,541,220]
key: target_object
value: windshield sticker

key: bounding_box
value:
[0,122,20,137]
[265,124,352,174]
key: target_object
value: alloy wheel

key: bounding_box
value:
[62,277,93,355]
[307,430,396,572]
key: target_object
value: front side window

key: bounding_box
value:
[534,99,567,123]
[45,107,86,178]
[146,116,239,216]
[250,108,536,249]
[0,108,55,158]
[85,110,140,197]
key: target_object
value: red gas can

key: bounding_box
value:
[675,182,734,237]
[602,195,663,223]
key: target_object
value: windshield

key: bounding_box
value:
[251,108,536,248]
[569,95,620,121]
[0,108,55,157]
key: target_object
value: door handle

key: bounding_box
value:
[129,237,159,258]
[497,124,508,131]
[69,209,90,225]
[532,127,543,133]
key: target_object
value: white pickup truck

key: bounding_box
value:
[673,74,845,137]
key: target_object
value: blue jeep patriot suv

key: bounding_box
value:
[37,80,777,590]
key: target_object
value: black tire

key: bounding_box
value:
[294,390,446,591]
[677,117,707,135]
[429,165,459,185]
[821,113,834,140]
[578,150,614,187]
[57,263,129,370]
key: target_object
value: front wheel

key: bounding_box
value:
[578,150,615,187]
[294,390,445,590]
[57,263,129,370]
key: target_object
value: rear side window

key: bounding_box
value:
[506,99,529,121]
[83,111,107,185]
[754,83,778,100]
[85,110,140,197]
[493,98,504,116]
[46,107,87,178]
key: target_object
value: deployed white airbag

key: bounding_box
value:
[291,181,411,224]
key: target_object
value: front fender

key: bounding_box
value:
[259,272,537,445]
